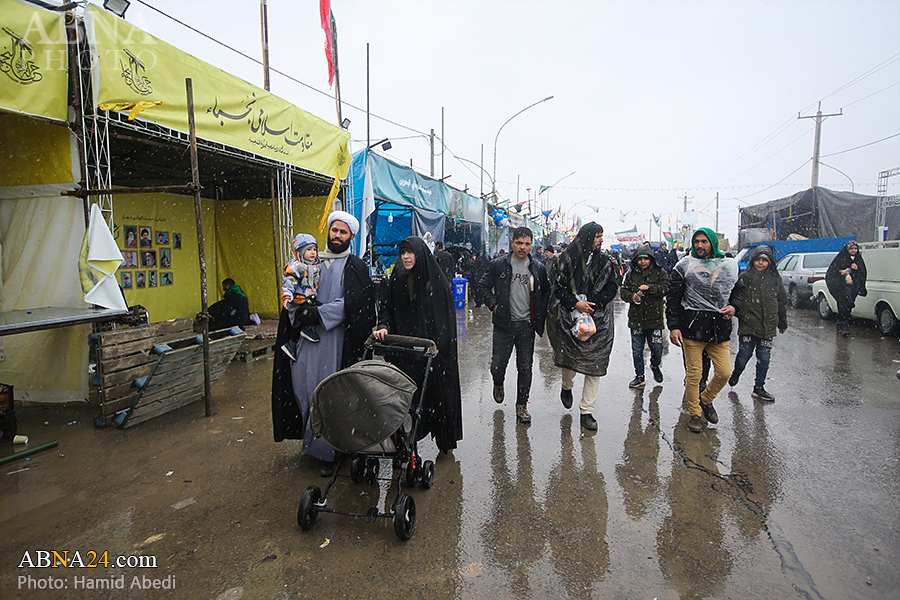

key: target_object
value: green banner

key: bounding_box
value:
[0,0,68,122]
[85,6,350,178]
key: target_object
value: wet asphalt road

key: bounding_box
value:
[1,301,898,600]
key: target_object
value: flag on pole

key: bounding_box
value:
[652,213,661,226]
[359,157,376,255]
[614,226,642,242]
[619,210,630,222]
[319,0,336,86]
[318,175,342,232]
[663,231,675,244]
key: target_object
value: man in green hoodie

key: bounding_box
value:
[666,228,744,433]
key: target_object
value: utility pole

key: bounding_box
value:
[715,192,719,234]
[799,101,842,188]
[260,0,270,91]
[429,129,435,177]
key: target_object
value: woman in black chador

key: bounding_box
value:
[373,236,463,453]
[825,240,867,336]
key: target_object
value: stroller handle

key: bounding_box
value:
[365,333,438,355]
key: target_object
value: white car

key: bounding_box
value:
[812,241,900,336]
[777,251,837,308]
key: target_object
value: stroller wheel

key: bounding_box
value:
[393,494,416,540]
[350,456,365,483]
[365,457,380,484]
[421,460,435,489]
[298,486,321,530]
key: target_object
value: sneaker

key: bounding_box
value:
[628,376,646,389]
[700,400,718,424]
[281,341,297,361]
[688,415,702,433]
[300,327,320,343]
[752,387,775,402]
[651,366,664,383]
[493,384,505,404]
[516,404,532,424]
[560,388,574,409]
[580,413,598,430]
[728,372,740,387]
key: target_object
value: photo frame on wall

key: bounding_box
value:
[136,271,146,289]
[156,230,169,245]
[139,226,153,247]
[124,226,138,248]
[173,233,181,249]
[122,251,137,268]
[141,250,157,268]
[159,248,171,268]
[160,272,173,286]
[148,271,157,288]
[121,272,132,289]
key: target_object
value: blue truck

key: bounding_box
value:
[735,237,855,271]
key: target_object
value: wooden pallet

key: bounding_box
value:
[92,320,244,427]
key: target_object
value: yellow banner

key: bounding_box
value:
[85,5,351,179]
[0,0,68,122]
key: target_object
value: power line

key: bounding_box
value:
[699,52,900,189]
[821,52,900,102]
[132,0,432,138]
[820,132,900,158]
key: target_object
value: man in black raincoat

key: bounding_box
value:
[546,222,620,431]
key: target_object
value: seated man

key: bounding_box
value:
[206,278,253,330]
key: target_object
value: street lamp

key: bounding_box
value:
[492,96,554,201]
[454,155,495,197]
[540,170,576,214]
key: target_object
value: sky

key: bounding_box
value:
[117,0,900,245]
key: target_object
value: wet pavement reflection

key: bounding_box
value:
[1,302,898,599]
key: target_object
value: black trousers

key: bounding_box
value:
[490,320,535,405]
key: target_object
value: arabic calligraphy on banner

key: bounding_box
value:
[85,6,350,178]
[0,0,68,122]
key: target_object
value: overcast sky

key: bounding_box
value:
[121,0,900,243]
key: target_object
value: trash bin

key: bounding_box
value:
[452,277,468,309]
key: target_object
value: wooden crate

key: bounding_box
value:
[93,320,245,427]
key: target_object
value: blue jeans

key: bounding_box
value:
[732,335,773,389]
[490,320,535,405]
[630,329,663,377]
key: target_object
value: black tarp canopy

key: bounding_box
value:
[739,187,899,243]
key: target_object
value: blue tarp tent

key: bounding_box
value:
[347,150,485,269]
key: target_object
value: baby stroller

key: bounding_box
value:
[297,334,438,540]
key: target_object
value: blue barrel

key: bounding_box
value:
[452,277,468,309]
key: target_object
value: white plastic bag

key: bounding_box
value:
[569,294,596,341]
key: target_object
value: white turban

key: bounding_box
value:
[327,210,359,236]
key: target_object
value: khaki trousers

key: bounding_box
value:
[682,338,732,417]
[561,368,600,414]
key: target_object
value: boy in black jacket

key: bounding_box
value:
[728,245,787,401]
[620,244,668,389]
